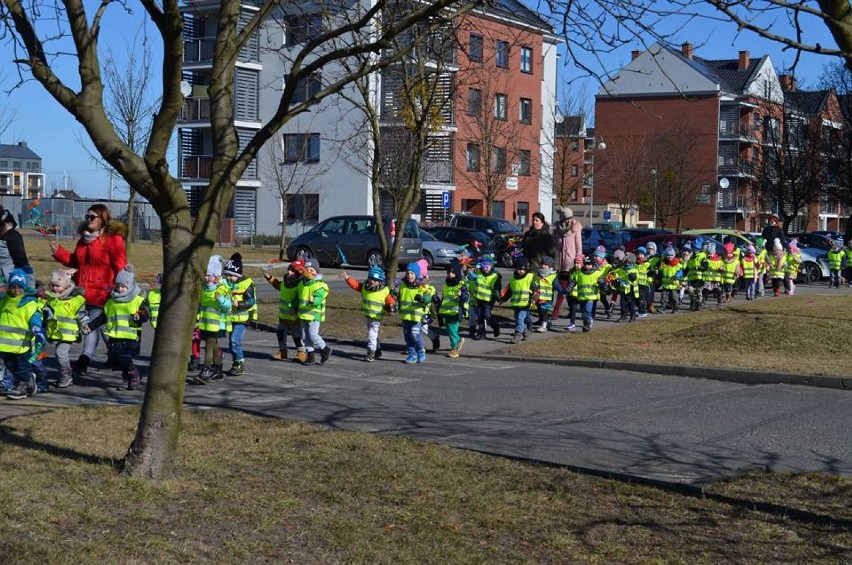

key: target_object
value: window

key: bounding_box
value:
[571,139,579,151]
[466,143,481,171]
[493,146,506,174]
[496,40,509,68]
[519,98,532,124]
[516,201,529,226]
[494,93,507,120]
[520,46,533,73]
[467,88,481,116]
[571,164,579,177]
[517,150,531,176]
[282,133,321,163]
[285,14,323,46]
[290,73,321,104]
[469,34,483,63]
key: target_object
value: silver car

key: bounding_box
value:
[420,230,460,268]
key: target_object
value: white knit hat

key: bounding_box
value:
[207,255,224,277]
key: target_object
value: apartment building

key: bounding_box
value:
[0,142,44,200]
[594,42,848,232]
[552,115,600,224]
[177,1,559,239]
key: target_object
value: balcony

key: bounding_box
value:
[181,155,213,180]
[422,160,453,185]
[717,188,751,212]
[719,121,758,142]
[180,98,211,122]
[717,158,756,177]
[184,37,215,65]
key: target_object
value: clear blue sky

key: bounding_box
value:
[0,4,840,200]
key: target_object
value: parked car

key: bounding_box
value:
[425,226,496,257]
[624,233,725,256]
[617,228,673,244]
[683,228,828,283]
[581,227,625,259]
[812,230,845,242]
[788,232,840,251]
[420,230,460,268]
[286,215,422,267]
[448,214,521,236]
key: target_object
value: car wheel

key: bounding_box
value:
[423,251,434,269]
[799,262,821,284]
[367,250,384,268]
[498,250,513,268]
[294,246,312,263]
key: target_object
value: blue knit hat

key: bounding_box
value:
[406,262,421,279]
[635,246,647,255]
[7,268,27,289]
[368,266,385,282]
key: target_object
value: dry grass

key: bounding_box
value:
[0,406,849,563]
[510,295,852,377]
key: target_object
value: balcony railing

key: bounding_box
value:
[181,155,213,179]
[719,121,758,140]
[184,38,215,63]
[717,158,756,177]
[422,160,453,184]
[180,98,211,121]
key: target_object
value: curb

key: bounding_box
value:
[460,352,851,391]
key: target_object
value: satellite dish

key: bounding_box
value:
[719,177,730,189]
[554,112,564,124]
[180,80,192,98]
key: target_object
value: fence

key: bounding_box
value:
[1,196,162,242]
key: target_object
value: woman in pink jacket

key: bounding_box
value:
[551,206,583,318]
[50,204,127,376]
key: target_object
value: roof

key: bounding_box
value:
[0,143,41,161]
[696,56,764,93]
[785,90,830,115]
[479,0,554,32]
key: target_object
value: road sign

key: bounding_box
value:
[441,191,451,208]
[603,210,611,220]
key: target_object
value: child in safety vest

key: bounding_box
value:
[784,240,802,295]
[2,269,46,400]
[844,241,852,288]
[703,242,723,305]
[261,260,305,362]
[342,266,396,362]
[43,268,89,389]
[644,241,660,313]
[563,257,583,330]
[659,246,684,313]
[88,265,148,391]
[223,253,256,376]
[570,256,603,332]
[468,254,502,340]
[766,238,787,297]
[720,242,742,304]
[684,240,706,311]
[754,237,768,297]
[189,255,232,384]
[741,245,759,301]
[148,274,162,329]
[394,262,432,364]
[500,256,538,343]
[592,246,614,319]
[415,258,441,353]
[634,247,650,318]
[613,252,640,322]
[534,256,560,332]
[296,259,330,366]
[827,240,845,288]
[439,260,469,358]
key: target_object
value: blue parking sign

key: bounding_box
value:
[441,192,451,209]
[603,210,611,220]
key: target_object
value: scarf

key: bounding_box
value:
[112,284,141,303]
[81,229,103,244]
[47,285,75,300]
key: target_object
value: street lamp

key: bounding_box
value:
[650,168,658,228]
[589,140,606,226]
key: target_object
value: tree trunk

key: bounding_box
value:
[279,195,288,261]
[122,225,204,479]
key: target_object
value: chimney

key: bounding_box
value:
[778,74,797,91]
[681,42,693,59]
[738,50,750,70]
[631,50,641,61]
[17,141,27,148]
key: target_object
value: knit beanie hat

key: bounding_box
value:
[303,259,320,273]
[707,243,716,255]
[723,242,735,255]
[635,246,647,256]
[540,255,555,267]
[224,252,243,276]
[416,258,429,280]
[664,246,676,257]
[612,249,625,263]
[746,245,756,254]
[647,241,657,254]
[788,239,799,251]
[115,264,137,289]
[555,205,574,222]
[594,245,606,258]
[514,256,529,270]
[207,255,224,277]
[756,237,766,248]
[50,268,76,291]
[7,268,27,289]
[406,262,421,279]
[625,252,637,265]
[479,255,494,267]
[368,266,385,282]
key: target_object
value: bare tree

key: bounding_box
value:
[820,61,852,242]
[0,0,476,480]
[647,126,708,231]
[596,135,649,227]
[543,88,593,211]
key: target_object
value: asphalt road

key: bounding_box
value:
[20,283,852,487]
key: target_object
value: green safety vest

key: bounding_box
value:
[297,279,329,322]
[0,294,39,354]
[227,277,257,324]
[537,272,556,304]
[720,259,739,284]
[398,284,428,322]
[473,271,499,302]
[278,283,299,322]
[147,288,161,329]
[439,282,466,317]
[46,294,86,342]
[576,270,602,302]
[660,262,681,290]
[705,257,722,283]
[361,286,390,320]
[198,283,230,332]
[635,262,649,286]
[756,249,767,273]
[741,258,757,280]
[785,252,801,276]
[686,256,704,282]
[614,267,639,298]
[767,254,787,278]
[508,273,534,309]
[104,295,146,340]
[828,249,844,270]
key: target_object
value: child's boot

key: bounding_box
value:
[72,354,90,377]
[294,349,308,364]
[404,348,418,364]
[365,349,376,362]
[375,348,383,359]
[126,369,141,391]
[226,360,245,376]
[209,365,224,381]
[582,319,591,332]
[187,355,200,372]
[431,335,440,353]
[417,348,426,363]
[303,351,316,366]
[320,346,332,364]
[271,348,287,360]
[511,331,522,344]
[56,367,73,389]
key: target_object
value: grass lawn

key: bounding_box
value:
[0,406,850,562]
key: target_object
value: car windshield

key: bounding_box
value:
[421,230,437,241]
[493,220,521,233]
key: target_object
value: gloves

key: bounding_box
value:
[32,325,46,347]
[43,306,55,321]
[413,294,426,304]
[628,272,637,282]
[701,259,709,270]
[80,322,92,335]
[387,303,397,314]
[675,270,684,280]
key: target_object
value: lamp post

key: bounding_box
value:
[650,168,658,228]
[589,140,606,226]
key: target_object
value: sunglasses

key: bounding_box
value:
[85,214,99,221]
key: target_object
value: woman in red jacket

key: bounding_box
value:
[50,204,127,375]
